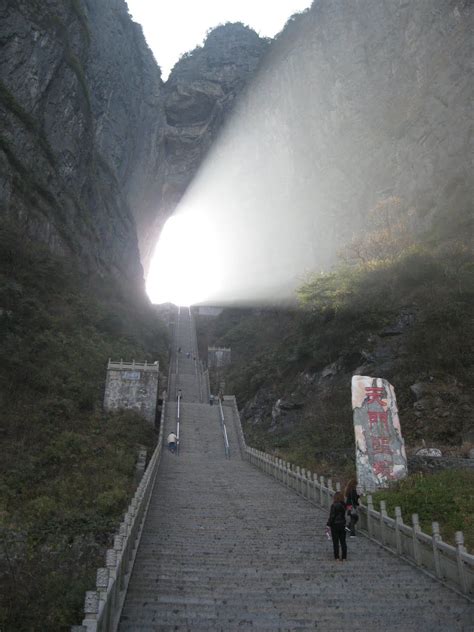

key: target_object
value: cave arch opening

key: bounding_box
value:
[146,212,223,306]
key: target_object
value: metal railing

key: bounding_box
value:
[226,397,474,600]
[176,393,181,456]
[72,392,168,631]
[218,399,230,459]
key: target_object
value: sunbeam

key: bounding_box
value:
[146,212,223,305]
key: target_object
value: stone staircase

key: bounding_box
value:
[117,307,473,631]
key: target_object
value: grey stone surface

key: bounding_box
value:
[415,447,443,457]
[104,366,159,424]
[117,308,473,631]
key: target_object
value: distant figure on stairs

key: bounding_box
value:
[167,432,178,453]
[209,394,214,406]
[327,491,347,561]
[345,479,360,537]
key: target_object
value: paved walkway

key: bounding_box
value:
[119,307,473,631]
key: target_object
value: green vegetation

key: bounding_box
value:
[372,470,474,550]
[0,222,168,630]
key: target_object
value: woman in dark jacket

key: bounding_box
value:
[345,479,360,537]
[327,491,347,561]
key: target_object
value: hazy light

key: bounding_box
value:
[142,3,461,308]
[146,212,222,305]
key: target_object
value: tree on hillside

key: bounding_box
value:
[341,197,416,265]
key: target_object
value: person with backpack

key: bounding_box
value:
[345,478,360,537]
[167,432,178,453]
[327,491,347,561]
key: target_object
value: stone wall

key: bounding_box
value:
[208,347,232,369]
[104,363,159,424]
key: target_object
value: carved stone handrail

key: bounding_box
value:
[72,391,167,632]
[107,359,159,372]
[225,396,474,600]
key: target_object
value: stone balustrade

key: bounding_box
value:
[226,396,474,599]
[72,392,167,632]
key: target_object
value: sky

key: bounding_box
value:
[126,0,312,79]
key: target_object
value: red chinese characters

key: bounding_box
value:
[371,436,392,455]
[373,461,394,478]
[368,410,389,431]
[365,386,386,406]
[365,386,394,480]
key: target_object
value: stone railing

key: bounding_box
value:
[107,359,159,372]
[72,392,167,632]
[226,397,474,600]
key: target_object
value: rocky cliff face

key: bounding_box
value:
[0,0,165,286]
[0,6,266,282]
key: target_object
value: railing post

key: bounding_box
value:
[431,522,442,579]
[379,501,387,546]
[412,514,422,566]
[305,470,311,498]
[455,531,468,594]
[106,549,117,580]
[82,591,99,631]
[96,567,109,605]
[395,507,403,555]
[319,476,325,506]
[327,478,333,504]
[313,473,318,502]
[336,481,341,492]
[367,495,374,538]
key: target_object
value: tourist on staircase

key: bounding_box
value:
[327,491,348,561]
[345,478,360,537]
[167,432,178,453]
